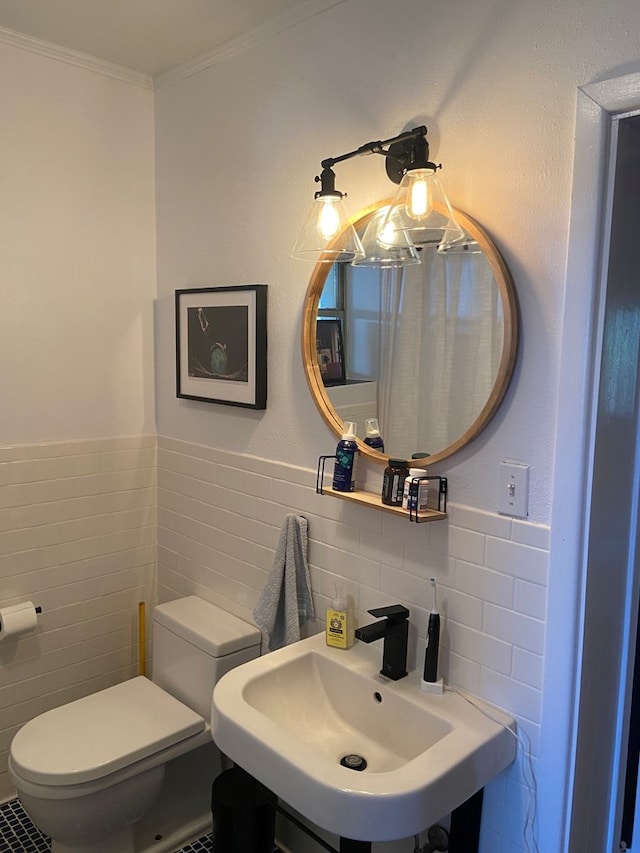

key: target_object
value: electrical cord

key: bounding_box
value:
[446,686,540,853]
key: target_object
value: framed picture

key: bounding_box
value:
[316,318,345,386]
[175,285,267,409]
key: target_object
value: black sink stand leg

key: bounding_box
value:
[339,838,371,853]
[448,788,484,853]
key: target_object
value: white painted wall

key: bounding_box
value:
[155,0,640,526]
[0,42,157,801]
[0,41,156,445]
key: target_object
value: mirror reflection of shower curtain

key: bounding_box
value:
[377,252,503,459]
[378,267,419,456]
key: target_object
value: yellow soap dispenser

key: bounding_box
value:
[325,587,354,649]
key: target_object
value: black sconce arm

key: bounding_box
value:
[315,125,436,194]
[319,125,427,169]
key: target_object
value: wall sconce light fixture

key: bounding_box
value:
[291,126,464,264]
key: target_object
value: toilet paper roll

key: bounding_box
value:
[0,601,38,641]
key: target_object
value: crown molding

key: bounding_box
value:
[0,0,347,92]
[154,0,348,89]
[0,25,153,90]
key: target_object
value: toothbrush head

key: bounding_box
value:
[429,577,438,611]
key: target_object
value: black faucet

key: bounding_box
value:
[354,605,410,681]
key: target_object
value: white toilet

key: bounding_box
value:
[9,595,261,853]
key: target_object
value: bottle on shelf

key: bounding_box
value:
[332,421,358,492]
[381,458,409,506]
[401,468,430,512]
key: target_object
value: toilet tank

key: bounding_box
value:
[152,596,261,720]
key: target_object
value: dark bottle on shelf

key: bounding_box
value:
[381,459,409,506]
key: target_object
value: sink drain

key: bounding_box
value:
[340,754,367,771]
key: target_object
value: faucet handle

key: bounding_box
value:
[367,605,409,623]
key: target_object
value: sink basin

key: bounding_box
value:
[211,632,516,842]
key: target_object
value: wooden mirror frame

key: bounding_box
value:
[301,200,518,466]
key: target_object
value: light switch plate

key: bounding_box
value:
[498,462,529,517]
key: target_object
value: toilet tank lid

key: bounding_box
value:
[153,596,260,657]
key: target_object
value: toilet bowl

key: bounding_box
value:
[9,596,261,853]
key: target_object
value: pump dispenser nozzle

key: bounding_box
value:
[341,421,357,440]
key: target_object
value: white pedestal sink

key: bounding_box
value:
[211,632,516,842]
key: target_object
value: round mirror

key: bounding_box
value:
[301,200,518,465]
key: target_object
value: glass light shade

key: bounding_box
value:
[351,206,421,268]
[382,168,465,247]
[291,195,365,262]
[437,232,483,254]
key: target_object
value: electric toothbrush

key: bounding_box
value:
[422,577,442,690]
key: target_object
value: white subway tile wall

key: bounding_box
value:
[0,433,548,853]
[157,436,549,853]
[0,436,156,798]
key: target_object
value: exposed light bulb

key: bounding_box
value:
[377,220,397,247]
[407,172,431,220]
[318,197,341,240]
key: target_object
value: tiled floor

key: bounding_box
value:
[173,836,213,853]
[0,798,216,853]
[0,800,49,853]
[0,798,283,853]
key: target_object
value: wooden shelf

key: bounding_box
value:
[322,486,447,522]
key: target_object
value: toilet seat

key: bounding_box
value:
[10,676,205,786]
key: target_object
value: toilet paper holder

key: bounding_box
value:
[1,603,42,614]
[0,602,43,641]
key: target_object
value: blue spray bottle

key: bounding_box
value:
[332,421,358,492]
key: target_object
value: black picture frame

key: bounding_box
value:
[316,318,345,386]
[175,285,267,409]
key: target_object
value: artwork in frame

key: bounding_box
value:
[316,318,345,386]
[175,284,267,409]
